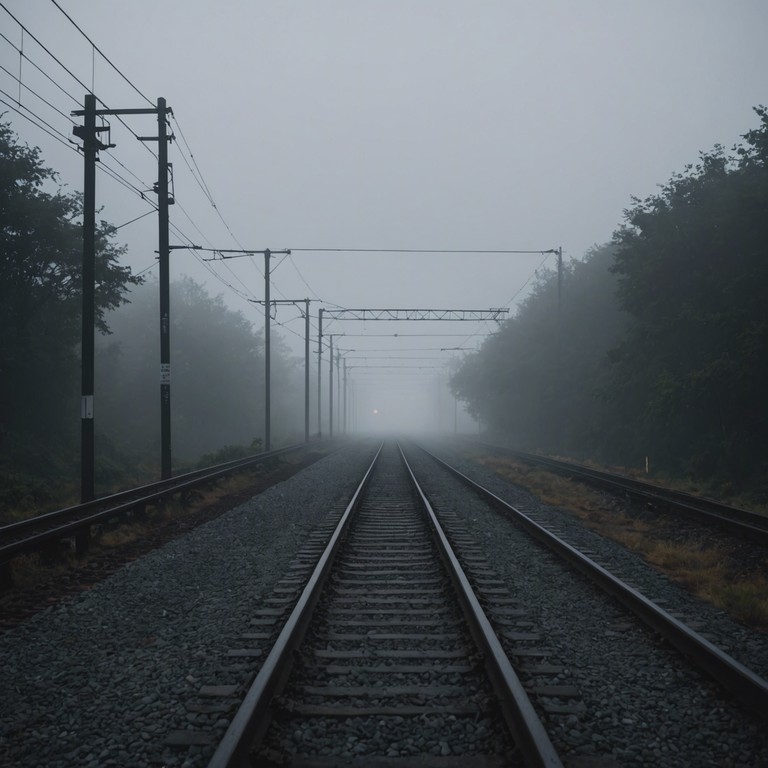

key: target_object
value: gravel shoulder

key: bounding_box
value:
[0,441,378,768]
[410,439,768,767]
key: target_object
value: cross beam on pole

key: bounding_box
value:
[320,308,509,322]
[72,96,173,489]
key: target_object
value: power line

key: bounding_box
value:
[0,89,160,213]
[291,248,558,254]
[0,28,81,106]
[0,60,76,124]
[0,3,158,160]
[169,112,252,252]
[170,114,217,205]
[1,24,271,314]
[0,93,75,151]
[114,209,155,230]
[48,0,154,107]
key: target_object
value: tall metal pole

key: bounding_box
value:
[343,358,348,435]
[317,309,323,438]
[336,352,341,434]
[556,246,563,392]
[157,97,172,479]
[454,395,458,434]
[264,249,271,451]
[329,334,334,439]
[304,298,310,442]
[80,93,96,502]
[557,246,563,347]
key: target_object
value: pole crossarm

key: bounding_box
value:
[250,298,309,310]
[200,248,290,261]
[321,308,509,322]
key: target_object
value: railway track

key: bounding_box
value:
[204,442,562,767]
[4,438,768,766]
[409,441,768,718]
[0,442,314,581]
[458,438,768,544]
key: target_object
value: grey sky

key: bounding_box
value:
[2,1,767,432]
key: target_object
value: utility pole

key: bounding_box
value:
[336,351,341,434]
[201,247,289,451]
[343,357,348,435]
[264,249,271,450]
[75,98,174,480]
[76,94,96,502]
[260,249,291,451]
[73,94,113,502]
[317,309,324,438]
[557,245,564,371]
[156,98,172,478]
[329,334,334,438]
[251,297,313,443]
[304,298,310,442]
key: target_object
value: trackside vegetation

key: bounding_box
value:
[451,107,768,501]
[0,120,301,513]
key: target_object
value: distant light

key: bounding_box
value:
[373,408,379,415]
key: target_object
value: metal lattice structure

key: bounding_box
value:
[320,308,508,322]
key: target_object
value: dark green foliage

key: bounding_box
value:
[0,120,140,504]
[453,107,768,492]
[608,107,768,485]
[451,243,626,457]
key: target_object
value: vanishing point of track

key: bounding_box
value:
[206,442,562,767]
[195,439,768,767]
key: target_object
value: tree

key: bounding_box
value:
[97,277,304,464]
[609,107,768,484]
[0,120,139,460]
[450,243,626,457]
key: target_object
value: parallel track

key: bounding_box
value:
[415,441,768,718]
[207,442,563,768]
[460,438,768,544]
[0,443,313,569]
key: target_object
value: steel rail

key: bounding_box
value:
[420,444,768,719]
[398,443,564,768]
[206,444,384,768]
[0,443,313,563]
[462,439,768,543]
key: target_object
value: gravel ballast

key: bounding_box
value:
[0,442,378,768]
[407,440,768,767]
[3,436,768,767]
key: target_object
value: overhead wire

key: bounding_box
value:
[0,88,74,147]
[4,3,552,362]
[47,0,155,107]
[291,248,557,255]
[0,60,77,124]
[0,2,159,161]
[1,5,286,332]
[0,28,81,106]
[5,6,268,313]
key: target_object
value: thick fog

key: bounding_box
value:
[2,1,767,443]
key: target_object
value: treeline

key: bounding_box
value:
[96,277,304,469]
[452,107,768,496]
[0,120,304,505]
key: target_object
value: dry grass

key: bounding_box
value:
[4,469,263,591]
[474,454,768,632]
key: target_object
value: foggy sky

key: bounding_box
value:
[2,1,767,433]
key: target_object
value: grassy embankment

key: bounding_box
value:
[477,455,768,633]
